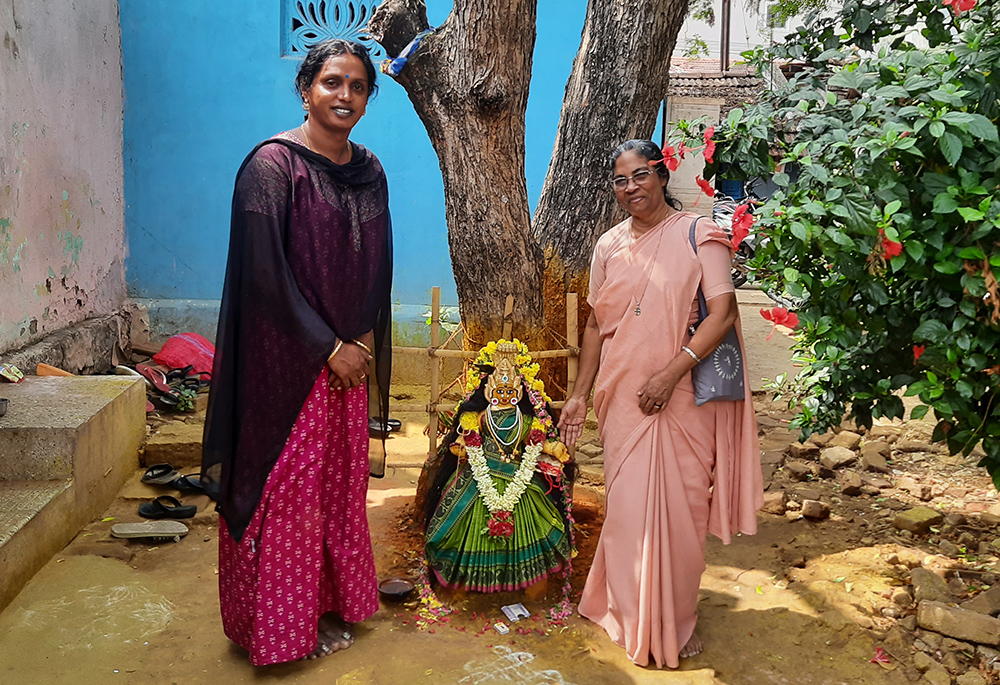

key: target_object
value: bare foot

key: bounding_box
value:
[679,632,703,659]
[303,613,354,660]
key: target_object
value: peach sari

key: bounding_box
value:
[578,212,762,668]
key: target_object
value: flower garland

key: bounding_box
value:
[466,431,543,538]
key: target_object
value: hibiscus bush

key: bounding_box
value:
[699,0,1000,478]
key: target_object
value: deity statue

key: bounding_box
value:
[423,340,575,592]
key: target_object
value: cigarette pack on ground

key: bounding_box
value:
[493,622,509,635]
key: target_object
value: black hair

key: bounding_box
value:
[295,39,379,103]
[610,139,683,211]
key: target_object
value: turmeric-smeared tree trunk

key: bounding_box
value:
[532,0,688,391]
[370,0,545,350]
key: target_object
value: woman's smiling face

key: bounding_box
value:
[612,150,668,218]
[301,53,370,135]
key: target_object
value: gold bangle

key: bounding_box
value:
[328,340,343,363]
[351,339,373,356]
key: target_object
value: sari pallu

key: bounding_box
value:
[203,138,393,543]
[578,212,762,669]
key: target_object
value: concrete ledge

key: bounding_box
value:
[0,315,124,375]
[0,376,146,612]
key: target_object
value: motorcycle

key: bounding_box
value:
[712,179,805,310]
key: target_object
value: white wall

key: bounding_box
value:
[0,1,126,355]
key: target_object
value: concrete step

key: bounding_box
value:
[0,480,72,547]
[142,417,204,469]
[0,376,145,612]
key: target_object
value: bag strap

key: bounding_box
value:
[688,217,710,325]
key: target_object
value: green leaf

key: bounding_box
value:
[773,172,790,187]
[939,132,963,166]
[910,405,930,421]
[929,121,946,138]
[884,200,902,217]
[933,193,959,214]
[914,320,949,344]
[875,85,909,99]
[967,114,999,142]
[790,222,809,242]
[957,246,986,259]
[957,207,985,222]
[904,240,925,261]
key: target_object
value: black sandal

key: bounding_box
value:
[138,495,196,519]
[173,473,204,494]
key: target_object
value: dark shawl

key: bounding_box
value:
[202,138,392,542]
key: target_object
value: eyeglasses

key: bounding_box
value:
[611,169,655,191]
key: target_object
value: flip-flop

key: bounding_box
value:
[138,495,196,519]
[165,365,195,381]
[159,388,182,406]
[141,463,179,485]
[173,473,204,494]
[136,363,170,393]
[111,520,189,540]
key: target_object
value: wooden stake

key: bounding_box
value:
[501,295,514,340]
[566,292,579,399]
[429,287,441,458]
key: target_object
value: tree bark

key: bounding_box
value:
[532,0,689,387]
[370,0,545,349]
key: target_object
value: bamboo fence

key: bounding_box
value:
[390,286,581,457]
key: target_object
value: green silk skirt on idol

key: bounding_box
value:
[425,436,572,592]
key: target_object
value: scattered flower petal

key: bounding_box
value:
[913,344,925,363]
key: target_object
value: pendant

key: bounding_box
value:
[634,304,642,316]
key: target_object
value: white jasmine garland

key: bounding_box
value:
[467,438,542,514]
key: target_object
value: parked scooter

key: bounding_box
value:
[712,178,805,310]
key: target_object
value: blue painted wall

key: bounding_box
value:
[120,1,589,312]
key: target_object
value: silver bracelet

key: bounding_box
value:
[681,345,702,364]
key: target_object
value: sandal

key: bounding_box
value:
[138,495,196,519]
[136,363,170,393]
[141,463,179,485]
[173,473,204,494]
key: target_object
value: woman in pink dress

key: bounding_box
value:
[202,39,392,665]
[558,139,762,669]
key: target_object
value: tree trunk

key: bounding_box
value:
[370,0,545,350]
[532,0,689,390]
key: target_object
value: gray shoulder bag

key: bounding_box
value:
[687,217,747,406]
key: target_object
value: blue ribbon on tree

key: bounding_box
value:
[380,28,435,77]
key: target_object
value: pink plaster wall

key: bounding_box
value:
[0,1,126,355]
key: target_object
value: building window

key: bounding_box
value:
[281,0,387,59]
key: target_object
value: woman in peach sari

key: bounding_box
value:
[559,139,762,669]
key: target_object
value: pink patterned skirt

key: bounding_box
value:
[218,370,378,665]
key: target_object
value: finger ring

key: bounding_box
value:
[654,402,663,407]
[360,373,366,379]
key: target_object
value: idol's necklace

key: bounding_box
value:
[626,219,665,316]
[485,406,522,461]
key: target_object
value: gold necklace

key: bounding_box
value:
[626,218,665,316]
[299,125,351,163]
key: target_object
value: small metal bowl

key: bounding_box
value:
[0,398,8,418]
[378,577,415,601]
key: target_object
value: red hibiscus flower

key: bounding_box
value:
[487,511,514,538]
[695,176,714,197]
[464,432,482,447]
[760,307,799,340]
[662,145,680,172]
[913,344,925,363]
[528,428,546,445]
[943,0,976,12]
[678,142,690,159]
[879,228,903,258]
[732,203,754,231]
[703,126,716,163]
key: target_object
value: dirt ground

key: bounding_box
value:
[2,391,998,685]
